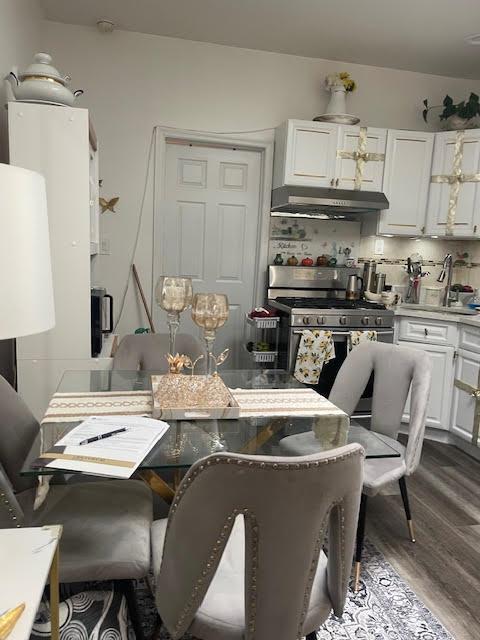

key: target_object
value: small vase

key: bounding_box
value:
[444,114,479,130]
[325,85,347,115]
[273,253,283,265]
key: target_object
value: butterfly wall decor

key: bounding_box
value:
[99,196,119,213]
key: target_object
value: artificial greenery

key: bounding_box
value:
[423,93,480,123]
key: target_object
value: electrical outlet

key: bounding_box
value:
[100,238,111,255]
[374,238,384,255]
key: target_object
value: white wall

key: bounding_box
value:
[0,0,43,161]
[43,20,480,335]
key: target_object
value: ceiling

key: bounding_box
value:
[41,0,480,79]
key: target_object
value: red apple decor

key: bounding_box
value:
[301,257,314,266]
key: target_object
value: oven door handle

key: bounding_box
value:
[292,329,394,336]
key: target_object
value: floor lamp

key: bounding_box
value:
[0,163,55,382]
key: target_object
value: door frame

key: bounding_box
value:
[152,127,274,316]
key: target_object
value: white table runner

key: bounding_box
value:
[41,388,347,423]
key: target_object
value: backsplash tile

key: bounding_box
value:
[267,217,480,291]
[359,236,480,289]
[267,218,480,292]
[268,219,361,266]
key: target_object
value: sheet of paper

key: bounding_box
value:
[36,415,169,478]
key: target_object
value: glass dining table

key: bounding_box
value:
[21,369,400,501]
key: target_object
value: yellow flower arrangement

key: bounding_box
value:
[325,71,357,92]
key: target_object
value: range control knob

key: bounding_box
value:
[361,316,370,326]
[339,316,347,326]
[375,316,383,326]
[316,316,326,325]
[302,316,310,325]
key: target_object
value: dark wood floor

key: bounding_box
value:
[367,437,480,640]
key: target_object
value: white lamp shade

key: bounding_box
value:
[0,163,55,339]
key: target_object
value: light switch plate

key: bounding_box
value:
[374,238,384,255]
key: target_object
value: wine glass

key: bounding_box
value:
[191,293,229,375]
[155,276,193,355]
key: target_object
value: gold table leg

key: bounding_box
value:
[240,418,286,454]
[139,470,175,503]
[49,543,60,640]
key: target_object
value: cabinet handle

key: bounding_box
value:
[421,226,425,235]
[335,178,339,187]
[330,178,334,187]
[424,328,428,336]
[475,225,478,234]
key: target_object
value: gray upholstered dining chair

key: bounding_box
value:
[113,332,206,371]
[151,444,364,640]
[280,342,432,592]
[0,375,152,638]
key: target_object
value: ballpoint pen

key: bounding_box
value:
[79,427,127,446]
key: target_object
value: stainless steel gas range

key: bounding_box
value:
[268,265,394,414]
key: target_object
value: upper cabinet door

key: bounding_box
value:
[378,130,434,236]
[274,120,339,188]
[335,126,386,191]
[426,129,480,237]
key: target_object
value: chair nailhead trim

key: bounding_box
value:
[171,509,241,636]
[0,491,23,527]
[164,448,361,636]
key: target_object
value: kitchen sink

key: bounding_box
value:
[400,303,477,316]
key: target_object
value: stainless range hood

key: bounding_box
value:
[271,186,389,219]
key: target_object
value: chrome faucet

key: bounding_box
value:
[437,253,454,307]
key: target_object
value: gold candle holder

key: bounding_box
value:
[191,293,229,376]
[155,276,193,356]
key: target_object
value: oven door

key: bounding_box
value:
[288,328,394,415]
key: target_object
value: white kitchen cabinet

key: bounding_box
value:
[459,324,480,354]
[426,128,480,237]
[336,125,386,191]
[273,120,386,192]
[396,315,457,346]
[273,120,339,188]
[398,339,455,430]
[451,348,480,445]
[378,130,434,236]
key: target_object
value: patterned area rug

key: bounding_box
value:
[30,541,453,639]
[138,541,453,640]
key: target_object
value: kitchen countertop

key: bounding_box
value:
[395,305,480,328]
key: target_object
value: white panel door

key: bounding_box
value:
[426,129,480,237]
[284,120,339,187]
[399,340,454,430]
[335,126,386,191]
[379,130,434,236]
[451,349,480,444]
[157,142,262,367]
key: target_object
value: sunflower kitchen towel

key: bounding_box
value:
[294,330,335,384]
[348,330,377,351]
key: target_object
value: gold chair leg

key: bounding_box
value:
[354,561,362,593]
[408,519,416,543]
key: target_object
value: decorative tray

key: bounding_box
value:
[151,374,240,420]
[313,113,360,125]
